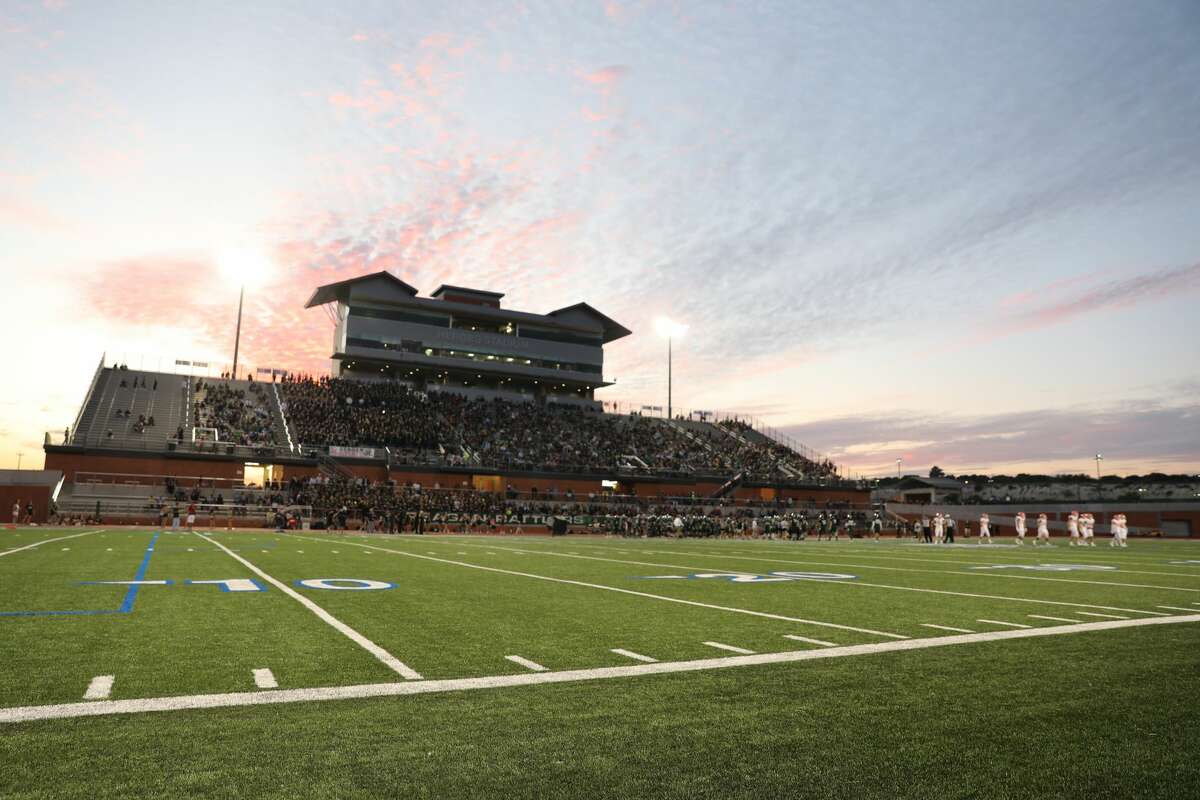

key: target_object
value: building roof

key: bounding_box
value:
[305,272,632,343]
[305,272,419,308]
[896,476,968,491]
[430,285,505,300]
[0,469,64,487]
[546,303,633,343]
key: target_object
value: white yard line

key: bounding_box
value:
[501,535,1186,570]
[1076,611,1128,620]
[288,534,911,640]
[703,641,755,654]
[1028,615,1081,623]
[7,613,1197,724]
[1155,605,1197,612]
[977,619,1033,629]
[194,533,422,681]
[440,537,1178,620]
[505,655,548,672]
[633,545,1200,590]
[0,529,106,558]
[252,668,278,689]
[83,675,113,701]
[920,624,975,634]
[782,634,836,647]
[654,542,1200,577]
[611,648,658,663]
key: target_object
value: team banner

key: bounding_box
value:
[329,445,379,460]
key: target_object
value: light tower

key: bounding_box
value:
[654,316,687,419]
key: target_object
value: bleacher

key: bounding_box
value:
[70,368,192,450]
[57,367,845,486]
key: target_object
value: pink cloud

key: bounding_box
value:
[1008,262,1200,329]
[953,262,1200,354]
[0,195,70,231]
[581,65,628,87]
[327,88,398,116]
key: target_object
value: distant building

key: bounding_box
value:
[306,272,631,404]
[889,476,972,505]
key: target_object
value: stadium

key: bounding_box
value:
[3,4,1200,799]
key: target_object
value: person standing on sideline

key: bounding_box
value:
[186,502,197,532]
[932,512,944,545]
[1036,513,1050,546]
[979,513,992,543]
[945,515,956,544]
[23,500,34,525]
[1067,511,1080,546]
[11,500,20,526]
[1014,512,1027,545]
[171,504,181,531]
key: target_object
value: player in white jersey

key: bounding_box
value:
[1014,512,1027,545]
[1081,513,1095,546]
[1067,511,1080,546]
[1035,513,1050,545]
[1110,513,1128,547]
[978,513,991,543]
[932,513,944,544]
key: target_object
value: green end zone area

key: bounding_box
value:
[2,528,1198,798]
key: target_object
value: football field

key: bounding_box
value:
[2,527,1199,798]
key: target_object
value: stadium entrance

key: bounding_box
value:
[243,463,281,488]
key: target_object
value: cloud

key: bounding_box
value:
[1001,262,1200,334]
[782,401,1200,476]
[0,195,71,232]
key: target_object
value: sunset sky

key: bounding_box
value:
[2,1,1198,476]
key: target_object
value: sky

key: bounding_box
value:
[2,0,1199,478]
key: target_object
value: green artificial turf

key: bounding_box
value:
[1,527,1198,798]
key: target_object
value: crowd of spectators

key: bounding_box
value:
[193,380,277,447]
[278,376,842,483]
[163,472,872,537]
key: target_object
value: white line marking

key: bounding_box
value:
[7,614,1196,724]
[520,537,1200,579]
[505,655,548,672]
[1156,605,1197,612]
[106,548,112,552]
[83,675,113,701]
[1028,615,1081,623]
[252,668,278,689]
[703,641,755,654]
[439,538,1177,618]
[782,634,837,647]
[193,533,422,680]
[1077,611,1128,619]
[611,648,658,663]
[0,529,106,558]
[977,619,1033,629]
[920,624,975,633]
[61,547,69,551]
[288,535,910,640]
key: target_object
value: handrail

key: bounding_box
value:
[69,353,107,444]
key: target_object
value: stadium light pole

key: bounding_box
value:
[220,246,273,382]
[896,458,902,478]
[654,317,688,419]
[232,284,244,380]
[1094,453,1103,500]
